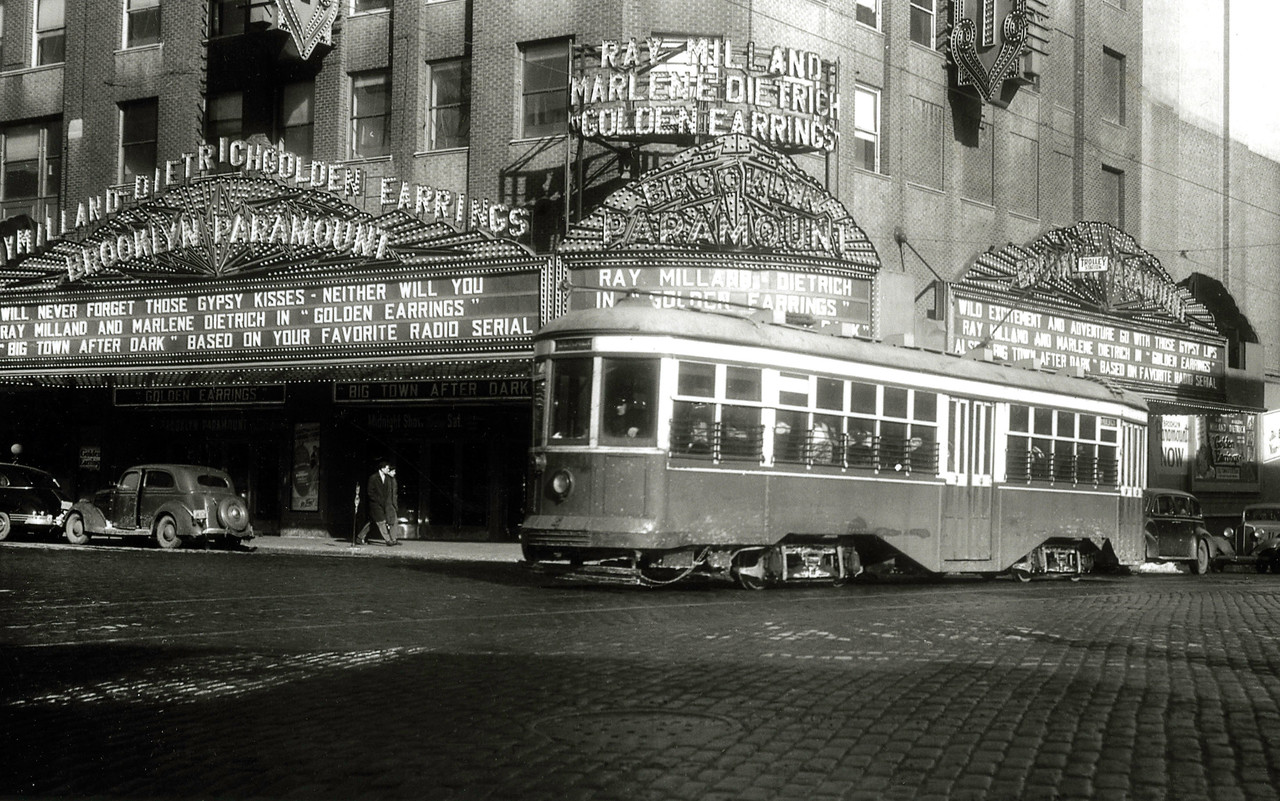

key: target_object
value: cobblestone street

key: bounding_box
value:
[3,541,1280,800]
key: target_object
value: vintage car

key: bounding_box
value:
[1143,489,1234,574]
[1223,503,1280,573]
[0,463,72,541]
[65,464,253,549]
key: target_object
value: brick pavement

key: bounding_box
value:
[3,545,1280,801]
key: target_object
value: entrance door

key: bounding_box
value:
[422,439,491,537]
[942,399,994,561]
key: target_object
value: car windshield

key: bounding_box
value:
[197,474,231,490]
[1245,507,1280,522]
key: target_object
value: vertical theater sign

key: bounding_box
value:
[948,222,1259,493]
[946,0,1034,105]
[556,134,881,338]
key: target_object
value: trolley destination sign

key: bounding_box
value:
[949,295,1226,394]
[0,272,540,370]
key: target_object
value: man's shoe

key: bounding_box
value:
[387,540,401,546]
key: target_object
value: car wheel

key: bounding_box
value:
[154,515,182,550]
[0,511,10,541]
[64,512,89,545]
[217,496,250,533]
[1192,540,1210,575]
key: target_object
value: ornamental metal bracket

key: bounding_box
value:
[947,0,1030,105]
[274,0,340,60]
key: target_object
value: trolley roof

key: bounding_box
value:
[537,300,1149,413]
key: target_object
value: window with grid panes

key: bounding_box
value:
[351,70,390,158]
[853,85,880,172]
[0,119,61,220]
[124,0,160,48]
[910,0,935,48]
[35,0,64,66]
[428,59,470,150]
[1007,405,1119,484]
[520,41,569,139]
[120,98,157,182]
[279,82,314,159]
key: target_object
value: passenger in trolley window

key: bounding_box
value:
[607,396,649,439]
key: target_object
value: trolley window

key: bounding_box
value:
[671,361,764,461]
[1007,405,1120,485]
[549,357,592,442]
[600,358,658,446]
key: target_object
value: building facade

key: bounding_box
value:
[0,0,1276,539]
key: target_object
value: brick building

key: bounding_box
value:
[0,0,1276,539]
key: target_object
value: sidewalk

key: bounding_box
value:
[252,535,524,563]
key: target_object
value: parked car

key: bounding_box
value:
[65,464,253,549]
[1143,489,1234,574]
[0,463,72,541]
[1223,503,1280,573]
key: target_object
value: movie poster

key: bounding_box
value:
[291,422,321,511]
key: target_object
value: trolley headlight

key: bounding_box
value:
[549,469,574,500]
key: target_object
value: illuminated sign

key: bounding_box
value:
[570,37,840,152]
[274,0,341,60]
[947,0,1029,104]
[0,272,540,372]
[579,267,873,338]
[949,295,1227,395]
[0,138,531,269]
[334,378,531,403]
[114,385,288,406]
[561,135,880,266]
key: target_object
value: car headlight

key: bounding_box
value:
[549,469,574,500]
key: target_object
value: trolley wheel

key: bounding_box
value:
[1191,540,1210,575]
[154,515,182,550]
[732,551,768,591]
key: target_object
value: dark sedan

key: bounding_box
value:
[0,463,72,541]
[1224,504,1280,573]
[65,464,253,549]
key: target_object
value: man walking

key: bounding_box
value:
[359,459,401,546]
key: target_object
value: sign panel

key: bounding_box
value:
[0,271,540,372]
[579,266,873,337]
[334,378,531,403]
[1151,414,1191,482]
[571,37,840,151]
[949,294,1227,396]
[114,385,288,406]
[1193,413,1259,490]
[1264,410,1280,464]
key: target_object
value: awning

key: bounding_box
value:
[0,354,533,389]
[1145,397,1266,416]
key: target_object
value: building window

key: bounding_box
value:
[428,58,470,151]
[209,0,273,36]
[1,119,61,220]
[855,0,878,28]
[124,0,160,48]
[853,84,879,172]
[351,70,390,159]
[1008,133,1039,218]
[520,40,569,139]
[205,92,243,145]
[910,0,935,48]
[352,0,389,13]
[907,96,944,189]
[961,113,993,204]
[279,82,314,159]
[1102,48,1125,124]
[1100,165,1124,229]
[34,0,65,66]
[120,98,158,182]
[0,2,6,70]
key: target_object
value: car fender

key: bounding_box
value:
[151,502,201,538]
[70,500,110,533]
